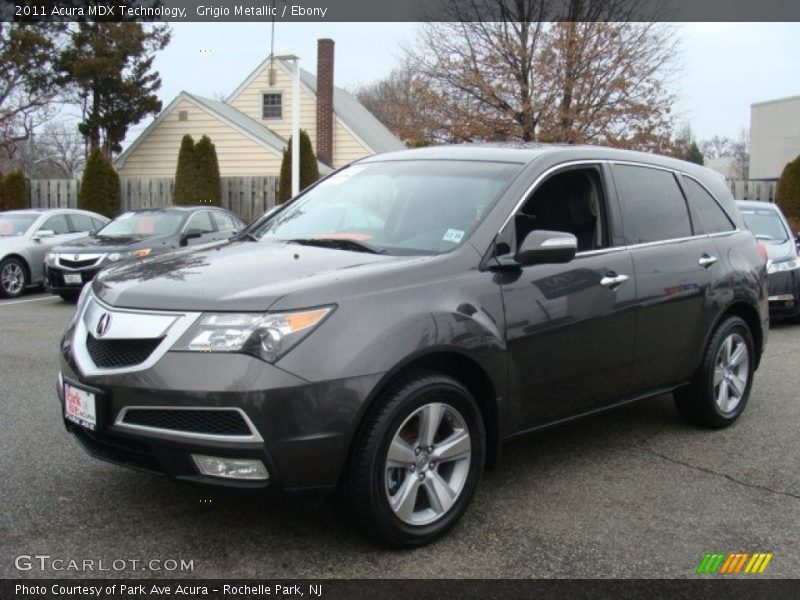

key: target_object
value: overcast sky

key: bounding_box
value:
[121,21,800,146]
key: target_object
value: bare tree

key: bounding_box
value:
[401,0,681,151]
[700,130,750,179]
[0,23,67,160]
[16,121,86,178]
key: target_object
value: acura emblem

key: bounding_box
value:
[73,254,81,261]
[96,313,112,337]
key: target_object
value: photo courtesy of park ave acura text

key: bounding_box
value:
[1,0,799,596]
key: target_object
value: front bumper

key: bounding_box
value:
[45,265,101,293]
[767,270,800,319]
[58,339,381,493]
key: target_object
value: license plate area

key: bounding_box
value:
[64,380,103,431]
[63,273,82,285]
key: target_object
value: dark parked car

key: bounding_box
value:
[0,208,109,298]
[738,200,800,320]
[45,206,244,300]
[57,145,768,547]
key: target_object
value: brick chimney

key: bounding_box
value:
[316,38,334,166]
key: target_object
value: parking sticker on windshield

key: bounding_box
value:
[443,229,465,243]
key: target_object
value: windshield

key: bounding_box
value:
[0,214,37,236]
[251,160,522,254]
[740,209,789,242]
[97,212,184,238]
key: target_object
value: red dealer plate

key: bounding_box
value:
[64,382,97,431]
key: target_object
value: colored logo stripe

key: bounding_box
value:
[697,552,773,574]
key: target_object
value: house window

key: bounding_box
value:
[178,110,188,121]
[262,92,282,120]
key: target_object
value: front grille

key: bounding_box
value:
[121,409,251,436]
[60,258,100,269]
[86,334,162,368]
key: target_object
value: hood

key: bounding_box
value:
[764,240,798,263]
[55,234,175,254]
[93,240,422,312]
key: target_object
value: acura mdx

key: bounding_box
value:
[57,145,768,546]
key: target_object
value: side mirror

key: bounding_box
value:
[515,230,578,266]
[34,229,55,241]
[180,228,203,246]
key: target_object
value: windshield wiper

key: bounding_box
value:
[287,238,386,254]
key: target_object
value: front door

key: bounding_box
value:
[498,164,637,430]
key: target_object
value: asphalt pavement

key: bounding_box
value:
[1,292,798,578]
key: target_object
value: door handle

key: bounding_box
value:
[698,254,718,268]
[600,272,630,288]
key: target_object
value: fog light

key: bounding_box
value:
[191,455,269,481]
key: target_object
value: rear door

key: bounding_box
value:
[500,164,637,429]
[611,164,723,393]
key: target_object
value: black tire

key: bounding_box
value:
[0,257,28,299]
[675,316,755,429]
[346,370,485,547]
[58,291,80,303]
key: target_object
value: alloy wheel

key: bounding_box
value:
[1,263,24,296]
[713,332,749,414]
[384,402,472,526]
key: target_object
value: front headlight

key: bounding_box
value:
[767,259,800,274]
[45,252,57,266]
[172,306,334,363]
[107,248,152,263]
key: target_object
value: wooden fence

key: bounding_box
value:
[28,176,278,223]
[727,180,777,203]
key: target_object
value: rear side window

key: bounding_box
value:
[682,177,735,234]
[613,165,692,244]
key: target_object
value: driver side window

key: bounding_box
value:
[40,214,70,235]
[515,167,608,253]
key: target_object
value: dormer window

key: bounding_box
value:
[262,92,282,120]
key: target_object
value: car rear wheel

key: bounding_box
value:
[675,316,755,429]
[347,370,485,547]
[0,257,28,298]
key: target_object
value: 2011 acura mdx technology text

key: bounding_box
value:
[57,145,768,546]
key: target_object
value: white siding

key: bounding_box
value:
[750,96,800,180]
[229,61,371,166]
[119,99,281,177]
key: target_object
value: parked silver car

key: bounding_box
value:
[0,209,109,298]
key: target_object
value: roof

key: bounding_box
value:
[751,94,800,108]
[359,143,731,181]
[736,200,779,210]
[228,57,405,155]
[116,91,333,175]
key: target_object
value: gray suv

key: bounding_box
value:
[58,145,768,546]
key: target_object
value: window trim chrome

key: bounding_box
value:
[500,158,744,255]
[114,406,263,443]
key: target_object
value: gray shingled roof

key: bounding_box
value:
[293,65,406,155]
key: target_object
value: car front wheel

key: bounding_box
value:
[0,257,28,298]
[675,316,755,428]
[347,370,485,547]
